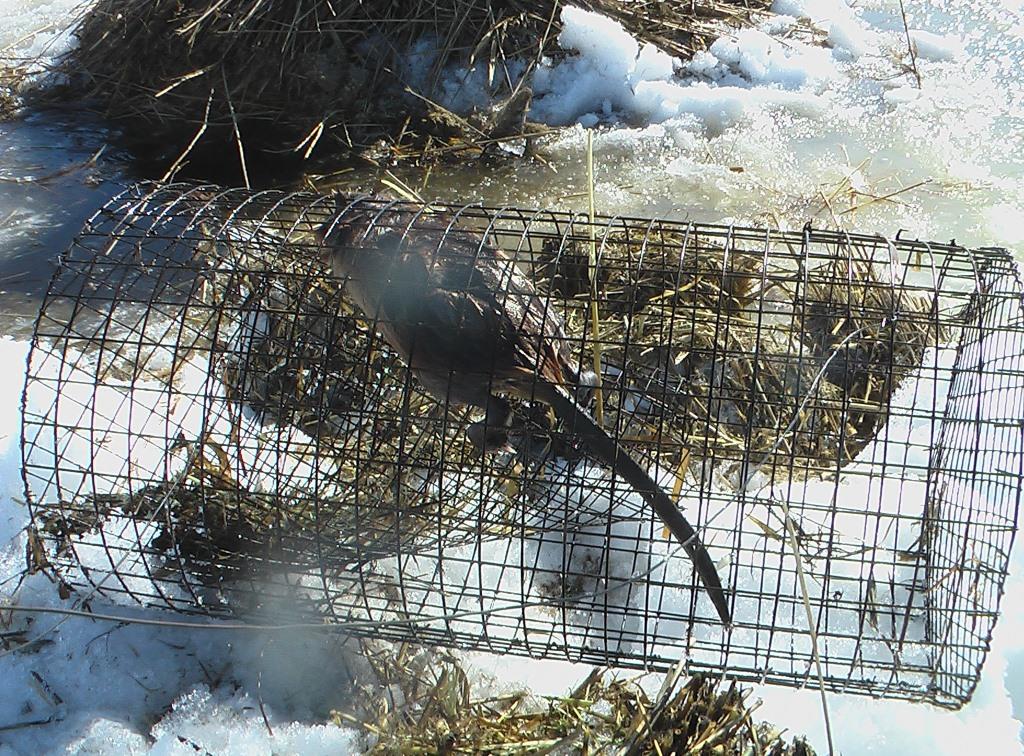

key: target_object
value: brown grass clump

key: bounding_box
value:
[337,647,817,754]
[0,64,24,117]
[47,0,769,179]
[527,227,941,484]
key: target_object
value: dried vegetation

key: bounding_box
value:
[40,0,770,176]
[337,646,818,755]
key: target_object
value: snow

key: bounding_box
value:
[755,544,1024,753]
[525,2,975,143]
[772,0,877,59]
[85,686,356,755]
[909,29,966,62]
[401,38,528,116]
[703,29,837,87]
[518,3,1012,252]
[0,336,364,753]
[986,202,1024,247]
[530,7,830,129]
[0,0,88,80]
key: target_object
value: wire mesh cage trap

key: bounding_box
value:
[21,182,1024,708]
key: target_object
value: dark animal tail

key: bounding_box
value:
[544,385,732,625]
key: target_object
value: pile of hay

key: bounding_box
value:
[338,647,817,754]
[49,0,769,178]
[528,228,941,483]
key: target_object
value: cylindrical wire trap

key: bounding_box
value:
[20,181,1024,707]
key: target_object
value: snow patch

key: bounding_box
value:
[66,687,360,755]
[909,29,966,62]
[702,29,837,88]
[530,6,681,126]
[771,0,877,58]
[0,0,90,80]
[401,37,528,115]
[530,6,828,130]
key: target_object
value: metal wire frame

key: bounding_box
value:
[20,181,1024,708]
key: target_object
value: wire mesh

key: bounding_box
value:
[20,181,1024,708]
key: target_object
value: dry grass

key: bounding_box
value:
[0,52,36,119]
[337,646,817,754]
[0,65,25,118]
[528,228,940,484]
[40,0,769,177]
